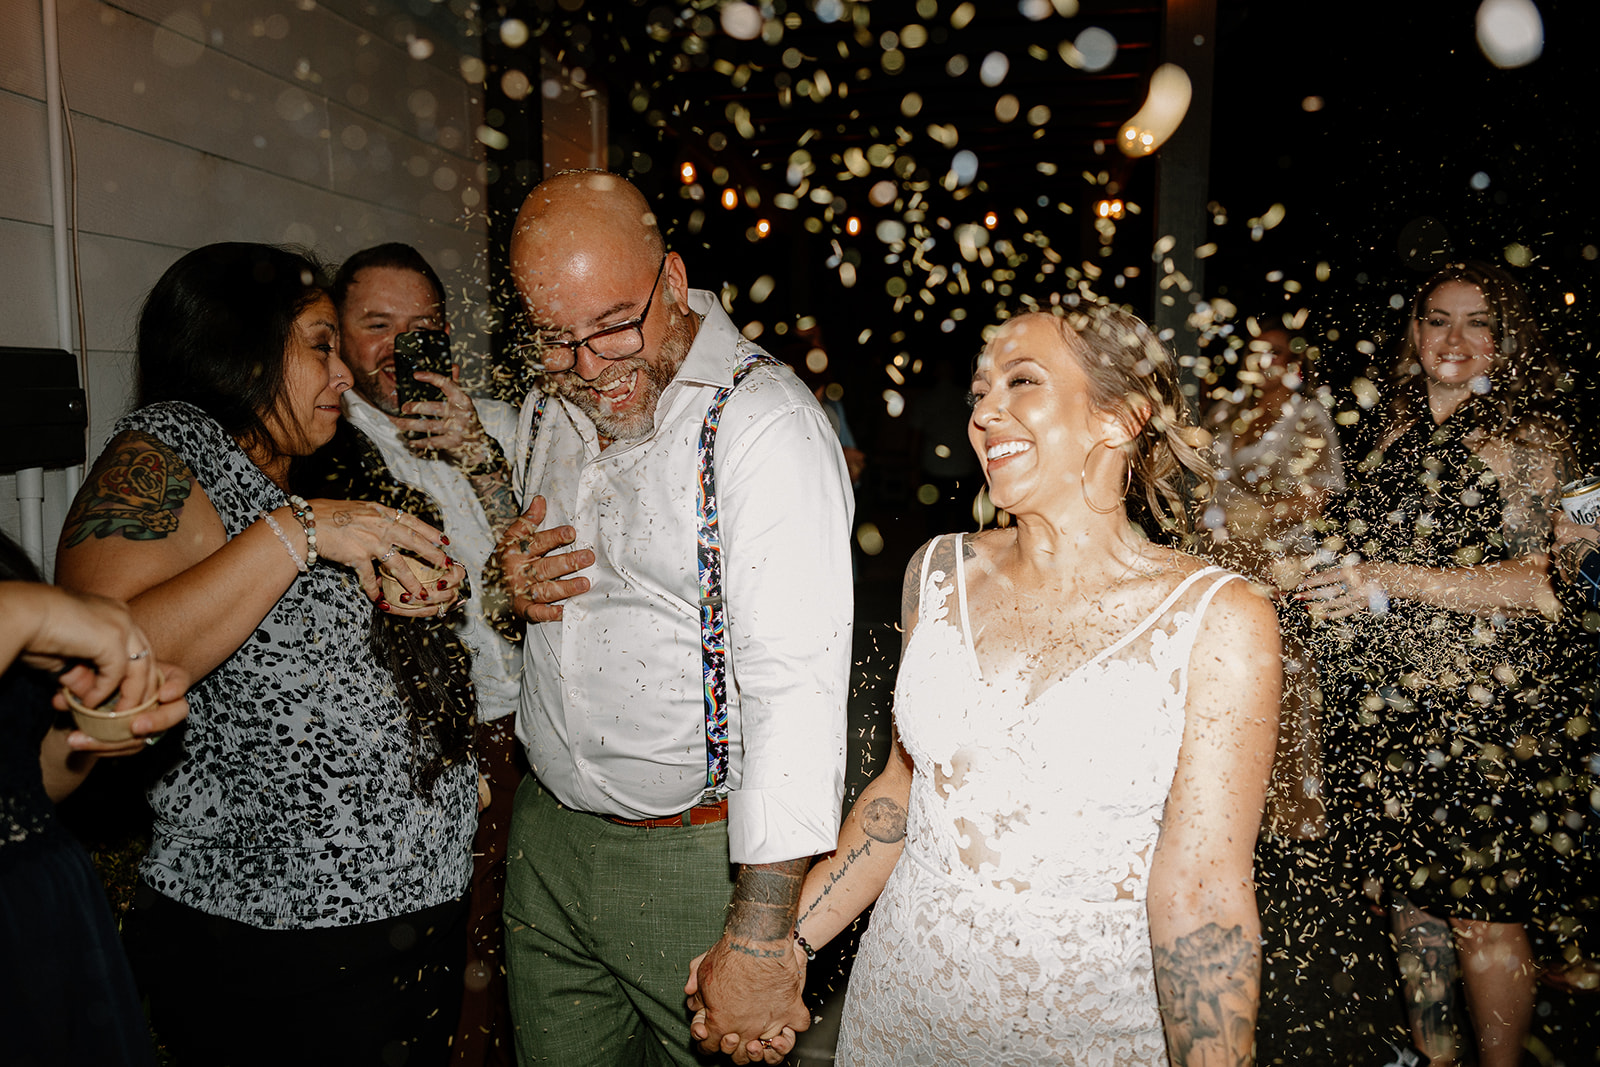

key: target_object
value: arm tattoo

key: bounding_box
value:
[1153,922,1259,1067]
[467,467,521,536]
[859,797,907,844]
[725,857,809,953]
[795,798,907,929]
[62,432,193,546]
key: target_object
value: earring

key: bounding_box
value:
[1080,439,1133,515]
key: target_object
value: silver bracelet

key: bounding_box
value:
[286,494,318,568]
[259,509,307,573]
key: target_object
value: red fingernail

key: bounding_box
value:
[420,590,430,600]
[400,592,412,603]
[378,600,391,611]
[437,579,448,590]
[440,535,451,546]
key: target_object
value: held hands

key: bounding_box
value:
[302,500,462,614]
[496,496,593,623]
[389,370,499,470]
[1294,555,1389,620]
[684,937,809,1065]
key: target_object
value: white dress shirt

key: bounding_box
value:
[512,290,853,865]
[345,390,523,721]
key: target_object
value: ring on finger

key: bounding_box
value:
[378,546,398,563]
[129,648,151,662]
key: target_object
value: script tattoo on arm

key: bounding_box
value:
[1153,922,1259,1067]
[795,797,907,930]
[725,857,810,958]
[62,431,194,546]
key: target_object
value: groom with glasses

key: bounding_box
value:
[497,170,855,1066]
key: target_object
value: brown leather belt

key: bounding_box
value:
[605,799,729,829]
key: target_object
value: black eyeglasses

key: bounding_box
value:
[519,256,667,374]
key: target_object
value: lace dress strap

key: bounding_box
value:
[1080,564,1230,670]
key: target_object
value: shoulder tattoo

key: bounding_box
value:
[62,432,195,546]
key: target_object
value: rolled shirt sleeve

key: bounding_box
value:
[716,377,854,864]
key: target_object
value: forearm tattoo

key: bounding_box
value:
[726,857,809,955]
[796,797,906,931]
[467,466,521,535]
[62,432,193,545]
[1153,922,1259,1067]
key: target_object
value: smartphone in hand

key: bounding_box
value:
[393,329,454,410]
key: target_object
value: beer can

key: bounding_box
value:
[1562,476,1600,527]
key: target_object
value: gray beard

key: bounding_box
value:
[553,310,693,441]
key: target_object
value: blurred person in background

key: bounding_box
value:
[1298,261,1572,1067]
[1205,318,1346,839]
[55,242,476,1066]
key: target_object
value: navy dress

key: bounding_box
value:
[0,664,155,1066]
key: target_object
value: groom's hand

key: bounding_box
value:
[684,858,811,1064]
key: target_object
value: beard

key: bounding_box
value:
[552,307,694,442]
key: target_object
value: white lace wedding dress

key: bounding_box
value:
[836,535,1241,1066]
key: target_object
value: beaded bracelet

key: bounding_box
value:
[259,510,307,573]
[286,494,319,568]
[792,927,816,962]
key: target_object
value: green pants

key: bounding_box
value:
[504,777,736,1067]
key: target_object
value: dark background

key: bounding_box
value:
[485,0,1597,578]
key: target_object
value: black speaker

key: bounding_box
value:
[0,347,87,472]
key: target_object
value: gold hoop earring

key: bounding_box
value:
[1081,439,1132,515]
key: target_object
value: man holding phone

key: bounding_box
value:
[329,243,524,1067]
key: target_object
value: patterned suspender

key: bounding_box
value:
[695,350,779,801]
[514,352,776,804]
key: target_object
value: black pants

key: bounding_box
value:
[124,881,466,1067]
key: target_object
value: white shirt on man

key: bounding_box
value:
[512,290,853,865]
[344,390,522,721]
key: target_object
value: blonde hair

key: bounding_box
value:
[1032,303,1214,537]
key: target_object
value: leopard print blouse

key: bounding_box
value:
[119,402,475,929]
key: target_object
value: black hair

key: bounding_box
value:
[137,243,329,460]
[291,424,477,795]
[328,243,447,320]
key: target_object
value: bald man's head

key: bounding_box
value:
[510,171,695,443]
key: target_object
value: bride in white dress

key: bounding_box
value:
[702,304,1282,1066]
